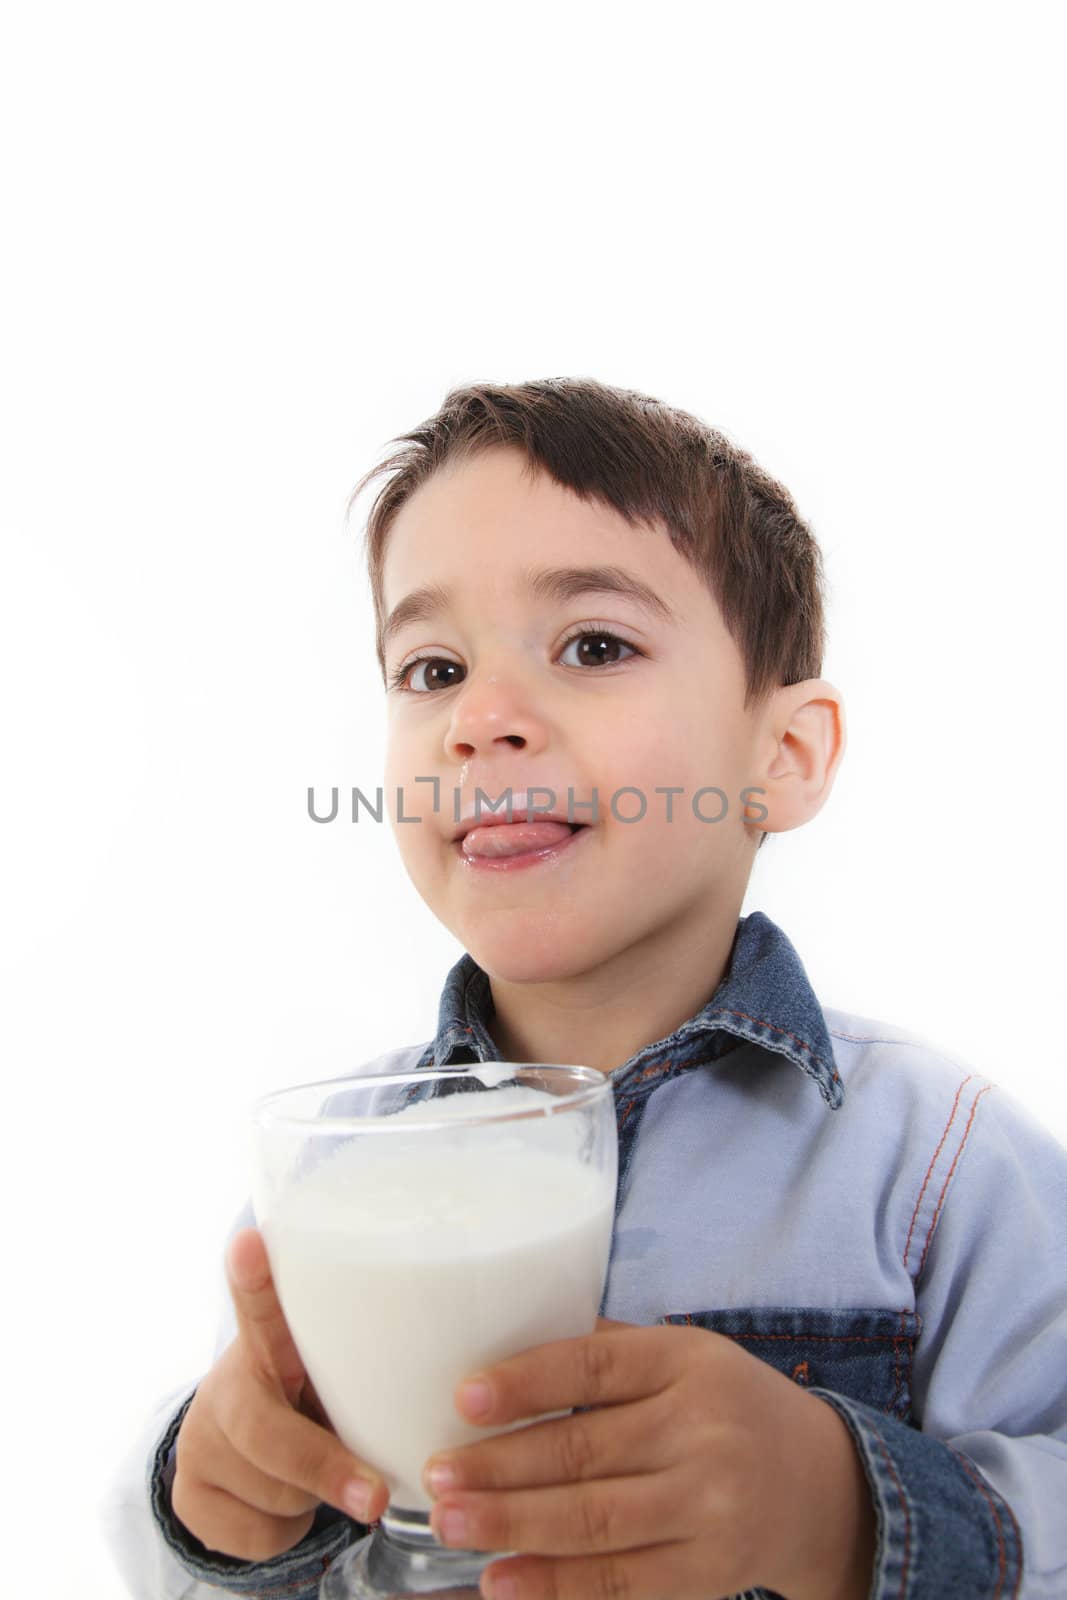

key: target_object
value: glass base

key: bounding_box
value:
[320,1506,502,1599]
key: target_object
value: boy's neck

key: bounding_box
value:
[482,895,744,1077]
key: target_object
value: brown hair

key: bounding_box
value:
[349,377,828,847]
[350,374,825,700]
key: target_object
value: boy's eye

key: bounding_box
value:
[558,631,637,670]
[389,630,640,694]
[394,658,464,694]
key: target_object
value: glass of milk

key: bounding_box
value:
[248,1060,618,1599]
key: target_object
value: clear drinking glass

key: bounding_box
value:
[248,1061,618,1599]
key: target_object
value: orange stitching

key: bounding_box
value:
[948,1446,1013,1598]
[918,1085,993,1280]
[709,1008,843,1085]
[702,1331,919,1347]
[864,1414,911,1600]
[621,1058,685,1088]
[902,1075,974,1277]
[892,1308,911,1415]
[1003,1495,1024,1597]
[671,1323,918,1420]
[670,1320,917,1420]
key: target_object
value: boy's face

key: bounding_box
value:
[380,446,767,986]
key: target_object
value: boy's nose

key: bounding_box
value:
[444,673,549,761]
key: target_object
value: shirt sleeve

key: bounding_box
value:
[809,1082,1067,1598]
[100,1051,434,1597]
[99,1201,365,1599]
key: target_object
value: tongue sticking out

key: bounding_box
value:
[461,820,576,859]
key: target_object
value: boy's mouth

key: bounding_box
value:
[454,817,590,864]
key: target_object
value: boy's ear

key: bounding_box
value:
[752,678,846,839]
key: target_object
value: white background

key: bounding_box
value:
[2,3,1064,1594]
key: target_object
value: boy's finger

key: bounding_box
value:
[220,1382,388,1524]
[226,1227,307,1403]
[172,1477,317,1565]
[193,1403,323,1519]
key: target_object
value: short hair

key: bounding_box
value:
[350,377,829,851]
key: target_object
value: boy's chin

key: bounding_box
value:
[458,924,601,987]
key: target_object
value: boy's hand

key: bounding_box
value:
[422,1318,876,1600]
[171,1227,388,1562]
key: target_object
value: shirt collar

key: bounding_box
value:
[421,909,844,1110]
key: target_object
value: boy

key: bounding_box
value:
[105,378,1067,1598]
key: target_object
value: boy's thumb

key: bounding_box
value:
[226,1226,308,1404]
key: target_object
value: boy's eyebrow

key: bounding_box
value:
[383,564,678,647]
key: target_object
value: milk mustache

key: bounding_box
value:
[261,1085,616,1513]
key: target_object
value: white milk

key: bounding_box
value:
[261,1087,616,1513]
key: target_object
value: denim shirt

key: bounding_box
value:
[103,910,1067,1598]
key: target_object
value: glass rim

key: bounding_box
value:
[250,1062,611,1134]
